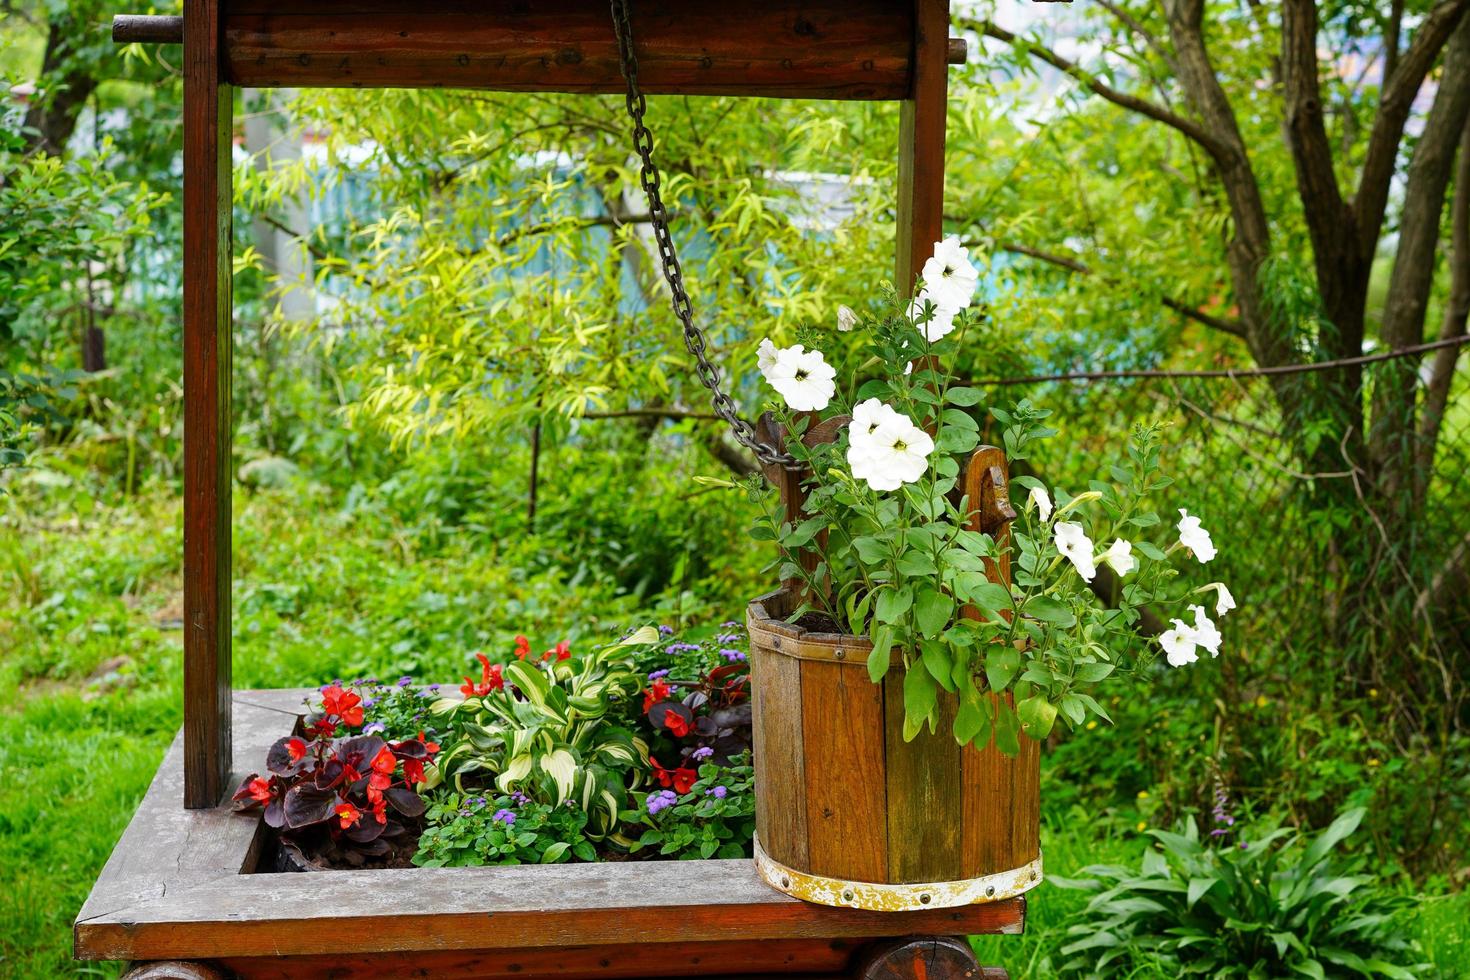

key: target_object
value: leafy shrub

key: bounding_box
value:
[1052,808,1426,978]
[428,629,658,839]
[622,756,756,860]
[413,792,596,866]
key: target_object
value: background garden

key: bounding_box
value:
[4,0,1470,976]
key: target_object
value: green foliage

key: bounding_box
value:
[621,757,756,860]
[428,633,657,839]
[1052,809,1426,979]
[413,793,597,867]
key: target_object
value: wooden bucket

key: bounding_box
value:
[747,588,1041,911]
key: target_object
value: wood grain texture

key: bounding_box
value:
[76,688,1026,963]
[895,0,951,291]
[800,661,888,882]
[182,0,234,809]
[751,633,809,869]
[221,0,915,98]
[883,672,964,884]
[219,937,857,978]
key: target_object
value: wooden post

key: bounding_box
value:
[896,0,950,293]
[182,0,234,809]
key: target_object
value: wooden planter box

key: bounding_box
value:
[74,688,1027,979]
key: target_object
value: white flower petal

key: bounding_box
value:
[1102,538,1136,576]
[836,305,858,332]
[756,338,779,380]
[1029,486,1053,522]
[920,235,978,312]
[907,293,958,342]
[1160,620,1199,667]
[766,345,836,411]
[1177,508,1218,563]
[1189,604,1222,656]
[1054,521,1097,582]
[850,410,932,492]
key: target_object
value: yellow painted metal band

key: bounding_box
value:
[753,834,1043,912]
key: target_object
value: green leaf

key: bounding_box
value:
[1023,594,1076,627]
[1186,877,1218,908]
[1134,540,1166,560]
[903,662,938,738]
[984,646,1021,691]
[921,641,957,692]
[945,386,984,406]
[867,625,894,683]
[915,588,956,638]
[875,585,914,625]
[1074,661,1116,683]
[1016,694,1058,739]
[993,700,1021,756]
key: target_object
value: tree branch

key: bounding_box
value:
[967,18,1231,162]
[993,239,1246,337]
[1415,117,1470,495]
[1354,0,1470,261]
[1281,0,1349,259]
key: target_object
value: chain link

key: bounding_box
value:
[609,0,797,468]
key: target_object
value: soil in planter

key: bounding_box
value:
[261,826,421,872]
[792,610,844,634]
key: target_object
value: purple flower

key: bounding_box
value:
[719,649,747,662]
[720,621,741,629]
[492,809,516,825]
[648,669,671,680]
[397,676,414,687]
[363,721,386,735]
[361,697,376,709]
[512,791,530,805]
[665,642,701,655]
[646,790,679,814]
[716,633,742,645]
[691,746,714,761]
[658,625,675,636]
[427,683,440,691]
[707,785,728,799]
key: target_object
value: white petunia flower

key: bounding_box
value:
[1177,508,1217,562]
[1101,538,1136,576]
[1188,605,1222,657]
[1054,521,1098,582]
[907,294,958,343]
[1200,582,1236,617]
[836,305,858,332]
[765,344,837,411]
[920,235,979,312]
[756,338,779,380]
[1029,486,1053,522]
[849,411,934,492]
[1159,620,1199,667]
[848,398,900,451]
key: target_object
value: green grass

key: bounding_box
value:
[2,479,1466,978]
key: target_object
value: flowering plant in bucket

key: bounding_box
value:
[744,238,1236,753]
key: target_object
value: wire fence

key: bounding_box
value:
[982,339,1470,734]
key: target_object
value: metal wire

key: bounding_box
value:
[608,0,796,468]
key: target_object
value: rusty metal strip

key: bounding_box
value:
[753,834,1042,912]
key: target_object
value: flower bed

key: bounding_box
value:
[232,622,757,871]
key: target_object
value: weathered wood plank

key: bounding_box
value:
[79,866,1024,960]
[895,0,951,291]
[182,0,234,809]
[800,661,889,882]
[219,937,857,978]
[751,637,810,870]
[882,675,964,883]
[221,0,916,99]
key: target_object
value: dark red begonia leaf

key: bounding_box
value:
[343,814,386,843]
[266,736,308,775]
[314,758,345,790]
[282,784,337,829]
[263,795,286,829]
[384,786,426,818]
[391,739,429,760]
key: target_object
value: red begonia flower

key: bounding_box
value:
[285,737,308,765]
[321,685,364,728]
[335,802,362,829]
[461,654,505,697]
[664,712,691,738]
[672,767,697,794]
[642,679,671,713]
[417,731,440,755]
[514,635,531,660]
[245,777,272,803]
[403,758,425,785]
[554,641,572,661]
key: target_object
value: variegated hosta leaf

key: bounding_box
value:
[495,753,534,792]
[617,624,660,647]
[539,748,578,803]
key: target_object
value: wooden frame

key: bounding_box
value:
[80,3,1033,976]
[76,689,1025,977]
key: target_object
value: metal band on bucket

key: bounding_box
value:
[753,834,1043,912]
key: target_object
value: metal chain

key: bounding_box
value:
[608,0,797,468]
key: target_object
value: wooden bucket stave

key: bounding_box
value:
[747,588,1041,911]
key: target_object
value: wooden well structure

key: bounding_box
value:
[76,3,1039,978]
